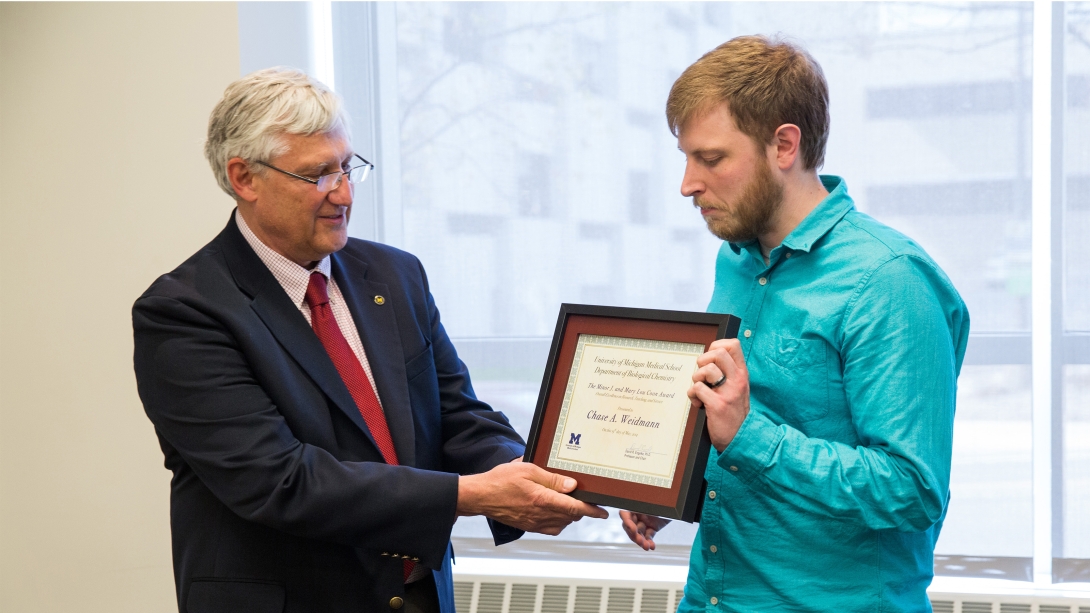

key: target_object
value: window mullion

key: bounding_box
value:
[373,2,404,249]
[1031,0,1056,586]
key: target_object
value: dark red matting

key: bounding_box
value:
[529,314,719,507]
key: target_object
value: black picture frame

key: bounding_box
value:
[523,303,741,522]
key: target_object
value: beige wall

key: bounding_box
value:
[0,3,239,611]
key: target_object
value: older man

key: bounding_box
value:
[133,68,606,613]
[621,37,970,612]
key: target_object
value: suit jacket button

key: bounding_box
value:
[389,596,404,609]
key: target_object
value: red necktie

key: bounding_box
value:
[304,272,415,580]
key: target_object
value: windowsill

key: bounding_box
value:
[929,576,1090,599]
[453,536,691,566]
[452,555,688,584]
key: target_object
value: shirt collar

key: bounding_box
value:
[727,175,854,257]
[235,209,332,308]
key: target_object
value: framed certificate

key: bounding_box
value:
[524,304,740,522]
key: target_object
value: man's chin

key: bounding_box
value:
[315,231,349,257]
[705,220,753,243]
[329,235,349,253]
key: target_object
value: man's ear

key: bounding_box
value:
[770,124,802,171]
[227,157,259,203]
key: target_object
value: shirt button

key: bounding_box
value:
[785,252,792,259]
[708,490,716,499]
[758,277,768,285]
[743,329,752,338]
[729,465,738,472]
[710,545,718,553]
[711,597,719,605]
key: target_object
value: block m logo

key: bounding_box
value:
[569,433,581,445]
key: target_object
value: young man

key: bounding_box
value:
[621,36,970,612]
[133,68,606,613]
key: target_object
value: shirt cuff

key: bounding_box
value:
[717,409,784,484]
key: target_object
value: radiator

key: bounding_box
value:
[451,558,1090,613]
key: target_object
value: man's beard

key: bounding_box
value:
[695,158,784,243]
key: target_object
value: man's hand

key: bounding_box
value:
[689,338,750,452]
[456,461,609,535]
[620,510,671,551]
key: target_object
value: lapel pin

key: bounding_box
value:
[374,295,385,305]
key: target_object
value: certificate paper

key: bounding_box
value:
[546,334,704,488]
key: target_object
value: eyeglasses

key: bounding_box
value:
[256,153,374,193]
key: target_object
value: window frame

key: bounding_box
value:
[239,0,1090,586]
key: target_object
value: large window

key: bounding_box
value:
[243,0,1089,585]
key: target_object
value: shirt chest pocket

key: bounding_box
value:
[762,333,830,423]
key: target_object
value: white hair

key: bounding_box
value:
[204,67,350,198]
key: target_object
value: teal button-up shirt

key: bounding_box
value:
[681,177,970,613]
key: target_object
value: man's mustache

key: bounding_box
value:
[693,197,727,211]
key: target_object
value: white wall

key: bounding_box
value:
[0,3,239,611]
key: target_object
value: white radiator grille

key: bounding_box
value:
[451,575,1090,613]
[477,582,505,613]
[574,587,603,613]
[604,587,634,613]
[541,585,569,613]
[509,584,537,613]
[453,579,680,613]
[454,580,473,612]
[639,589,669,613]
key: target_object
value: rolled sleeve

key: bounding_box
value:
[718,409,784,484]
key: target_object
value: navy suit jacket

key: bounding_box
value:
[133,214,525,613]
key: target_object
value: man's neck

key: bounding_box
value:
[758,171,829,254]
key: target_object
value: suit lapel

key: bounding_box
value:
[217,216,383,454]
[332,249,417,467]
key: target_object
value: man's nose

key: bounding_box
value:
[327,175,353,205]
[680,161,703,198]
